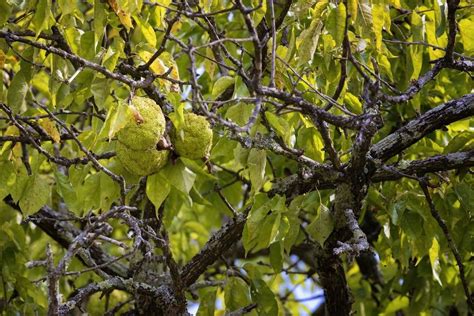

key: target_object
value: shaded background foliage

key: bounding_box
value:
[0,0,473,315]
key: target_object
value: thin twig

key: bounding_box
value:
[419,179,473,313]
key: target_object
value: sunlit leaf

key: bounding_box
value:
[383,296,409,314]
[429,237,443,285]
[459,18,474,54]
[134,16,157,47]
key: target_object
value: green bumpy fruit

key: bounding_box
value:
[116,96,169,176]
[117,96,166,151]
[171,113,213,160]
[116,142,169,176]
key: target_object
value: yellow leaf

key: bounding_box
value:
[138,50,166,74]
[107,0,133,30]
[429,238,443,286]
[389,0,401,9]
[38,118,61,143]
[347,0,357,22]
[134,16,157,47]
[0,49,5,69]
[459,18,474,54]
[171,21,182,34]
[372,3,384,50]
[118,11,133,30]
[4,125,19,136]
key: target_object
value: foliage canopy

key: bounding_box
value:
[0,0,473,315]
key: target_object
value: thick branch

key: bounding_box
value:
[58,276,175,316]
[372,150,474,181]
[371,94,474,161]
[270,150,474,196]
[181,213,246,287]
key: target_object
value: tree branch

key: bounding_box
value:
[270,150,474,196]
[4,196,129,278]
[181,213,246,287]
[0,30,151,89]
[371,93,474,161]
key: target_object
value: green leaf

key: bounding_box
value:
[443,132,474,154]
[283,213,300,252]
[383,295,409,314]
[161,160,196,194]
[255,213,281,251]
[100,100,133,140]
[152,0,171,27]
[296,127,324,162]
[400,210,424,239]
[19,175,50,216]
[168,101,185,130]
[0,158,14,200]
[296,1,327,66]
[7,71,28,113]
[33,0,50,36]
[243,195,287,253]
[269,242,283,272]
[146,172,171,210]
[225,277,252,312]
[79,31,96,60]
[250,0,266,25]
[297,19,323,66]
[90,77,110,109]
[409,12,423,80]
[226,103,253,126]
[454,183,474,211]
[326,2,346,47]
[0,1,12,26]
[196,287,216,316]
[211,76,234,98]
[134,16,157,47]
[54,171,78,212]
[250,279,278,316]
[99,172,120,211]
[10,162,31,203]
[377,54,394,82]
[344,92,362,114]
[313,0,329,20]
[103,40,124,71]
[94,0,107,46]
[425,12,445,60]
[211,137,238,161]
[247,148,266,194]
[265,112,291,144]
[307,204,334,246]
